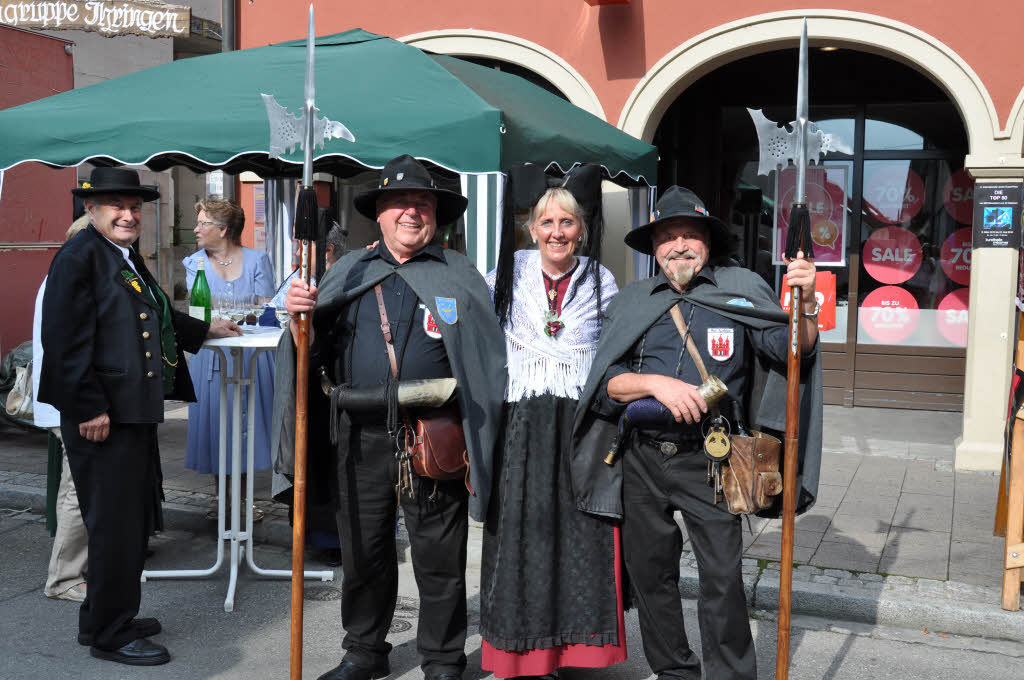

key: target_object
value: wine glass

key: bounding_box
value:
[275,306,290,328]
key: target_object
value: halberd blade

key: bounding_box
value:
[261,94,355,159]
[746,108,849,177]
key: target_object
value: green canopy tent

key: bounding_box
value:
[0,29,656,272]
[0,29,655,182]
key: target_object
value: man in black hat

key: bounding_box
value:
[273,155,505,680]
[38,167,241,666]
[571,186,824,680]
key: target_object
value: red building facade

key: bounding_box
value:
[238,2,1024,470]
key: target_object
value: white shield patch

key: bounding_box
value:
[707,328,734,362]
[420,303,442,339]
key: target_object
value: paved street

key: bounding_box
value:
[2,402,1023,677]
[1,507,1023,679]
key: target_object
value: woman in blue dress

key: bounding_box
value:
[183,197,276,519]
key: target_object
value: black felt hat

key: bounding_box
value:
[354,154,468,225]
[71,167,160,202]
[624,185,732,256]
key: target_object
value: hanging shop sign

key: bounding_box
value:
[860,285,920,344]
[942,168,974,224]
[939,227,972,286]
[863,164,924,225]
[972,182,1022,249]
[936,288,969,347]
[773,165,847,267]
[780,271,837,331]
[0,1,190,38]
[863,226,922,285]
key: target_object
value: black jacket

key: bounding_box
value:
[38,225,208,425]
[271,246,507,521]
[572,264,823,519]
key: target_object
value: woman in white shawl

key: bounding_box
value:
[481,165,624,678]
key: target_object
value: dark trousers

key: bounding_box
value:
[335,423,469,677]
[62,420,156,651]
[622,439,756,680]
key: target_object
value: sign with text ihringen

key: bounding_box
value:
[972,182,1021,249]
[0,1,190,38]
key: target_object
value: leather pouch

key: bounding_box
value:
[408,406,470,485]
[721,430,783,515]
[374,284,470,491]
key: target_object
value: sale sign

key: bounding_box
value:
[940,227,972,286]
[863,226,922,284]
[860,286,920,344]
[863,165,925,225]
[773,165,847,266]
[936,288,969,346]
[781,271,837,331]
[943,168,974,224]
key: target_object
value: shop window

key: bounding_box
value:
[865,103,967,151]
[729,157,852,345]
[857,159,969,347]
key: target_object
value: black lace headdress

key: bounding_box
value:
[493,163,606,327]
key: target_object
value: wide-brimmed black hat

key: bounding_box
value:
[354,154,469,226]
[71,167,160,202]
[624,185,732,256]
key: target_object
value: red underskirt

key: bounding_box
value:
[481,526,627,677]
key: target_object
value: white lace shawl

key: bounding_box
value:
[486,250,618,402]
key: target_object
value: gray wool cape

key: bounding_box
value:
[571,264,823,520]
[270,247,507,522]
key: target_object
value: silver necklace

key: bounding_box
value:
[208,250,233,267]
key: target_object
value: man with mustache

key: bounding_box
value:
[572,186,823,680]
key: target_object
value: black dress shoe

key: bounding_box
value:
[78,617,162,646]
[317,548,343,567]
[90,638,170,666]
[317,658,390,680]
[429,673,463,680]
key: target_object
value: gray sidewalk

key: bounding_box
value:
[1,403,1021,640]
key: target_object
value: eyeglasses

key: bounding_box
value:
[196,220,223,229]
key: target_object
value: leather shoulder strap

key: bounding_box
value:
[668,303,709,383]
[374,284,399,379]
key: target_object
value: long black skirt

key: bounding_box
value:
[480,393,619,652]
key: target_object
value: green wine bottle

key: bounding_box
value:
[189,256,212,323]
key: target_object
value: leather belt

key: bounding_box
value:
[637,433,702,458]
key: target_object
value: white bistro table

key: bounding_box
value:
[142,327,334,612]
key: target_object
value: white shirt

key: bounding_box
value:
[32,278,60,428]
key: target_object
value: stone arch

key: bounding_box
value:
[618,10,1000,162]
[400,28,606,120]
[1005,87,1024,158]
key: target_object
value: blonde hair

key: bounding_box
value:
[529,187,588,246]
[194,196,246,245]
[66,214,90,241]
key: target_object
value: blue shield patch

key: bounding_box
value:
[435,297,458,324]
[727,297,754,308]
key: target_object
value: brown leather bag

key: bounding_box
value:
[668,305,783,515]
[406,406,470,483]
[375,285,469,485]
[720,430,782,515]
